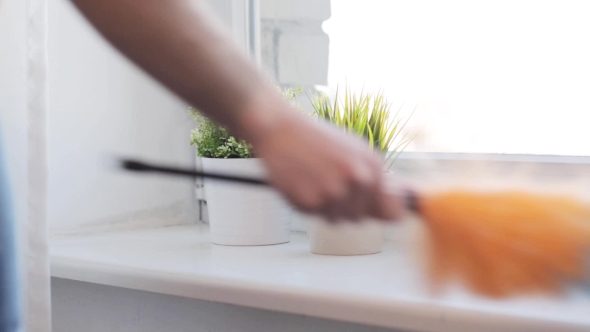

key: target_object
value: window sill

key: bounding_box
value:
[50,224,590,332]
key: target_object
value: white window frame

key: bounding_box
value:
[204,0,260,61]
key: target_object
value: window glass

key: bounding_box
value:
[261,0,590,155]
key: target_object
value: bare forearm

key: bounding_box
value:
[70,0,286,143]
[69,0,401,222]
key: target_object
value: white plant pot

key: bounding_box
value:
[306,216,385,255]
[304,170,397,255]
[201,158,290,246]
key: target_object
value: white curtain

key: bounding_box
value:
[26,0,51,330]
[0,0,51,331]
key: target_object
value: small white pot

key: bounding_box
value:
[304,171,396,255]
[201,158,290,246]
[306,216,385,255]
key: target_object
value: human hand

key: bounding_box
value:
[243,97,403,221]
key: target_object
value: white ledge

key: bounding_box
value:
[50,225,590,332]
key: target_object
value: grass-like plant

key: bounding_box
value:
[190,87,301,158]
[311,86,413,168]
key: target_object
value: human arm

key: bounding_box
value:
[70,0,401,220]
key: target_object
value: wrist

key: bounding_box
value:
[235,92,300,150]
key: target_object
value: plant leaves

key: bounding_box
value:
[309,84,415,163]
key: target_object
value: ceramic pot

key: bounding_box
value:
[201,158,290,246]
[306,216,385,255]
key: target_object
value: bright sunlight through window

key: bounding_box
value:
[322,0,590,155]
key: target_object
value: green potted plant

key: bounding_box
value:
[306,86,412,255]
[189,88,300,246]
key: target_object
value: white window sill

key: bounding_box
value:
[50,224,590,332]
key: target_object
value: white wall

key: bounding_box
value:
[47,1,199,233]
[46,0,261,234]
[52,278,402,332]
